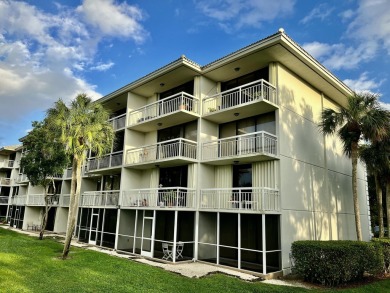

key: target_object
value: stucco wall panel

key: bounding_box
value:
[279,107,324,167]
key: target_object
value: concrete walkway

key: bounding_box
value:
[1,225,310,289]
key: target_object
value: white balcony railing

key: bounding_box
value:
[121,187,196,208]
[200,187,279,212]
[202,131,277,161]
[16,174,29,183]
[0,196,9,204]
[126,138,197,165]
[80,190,119,207]
[60,194,70,207]
[65,168,73,179]
[203,79,277,115]
[128,92,199,126]
[109,113,126,130]
[87,151,123,172]
[0,159,15,168]
[11,195,27,205]
[0,177,12,186]
[27,194,60,206]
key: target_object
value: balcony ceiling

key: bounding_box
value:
[129,111,199,132]
[131,66,201,97]
[102,92,128,112]
[202,154,278,166]
[203,42,350,108]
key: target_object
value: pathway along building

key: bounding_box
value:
[3,29,371,277]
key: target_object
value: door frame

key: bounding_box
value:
[88,211,100,245]
[140,210,155,257]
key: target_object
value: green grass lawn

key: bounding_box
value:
[1,228,390,293]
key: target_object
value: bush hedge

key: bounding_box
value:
[372,238,390,273]
[291,240,383,286]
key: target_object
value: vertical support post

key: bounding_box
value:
[217,212,220,265]
[262,214,266,275]
[238,213,241,269]
[173,210,178,263]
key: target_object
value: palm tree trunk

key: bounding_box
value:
[62,158,80,259]
[39,186,49,240]
[375,174,384,237]
[387,181,390,238]
[351,142,362,241]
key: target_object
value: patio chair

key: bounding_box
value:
[162,243,173,261]
[176,242,184,259]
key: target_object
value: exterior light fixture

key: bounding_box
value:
[234,112,239,117]
[233,160,239,164]
[157,122,162,126]
[234,67,240,72]
[160,83,165,87]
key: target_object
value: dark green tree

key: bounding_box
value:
[20,121,68,240]
[319,92,390,240]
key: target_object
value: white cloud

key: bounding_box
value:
[76,0,148,43]
[348,0,390,54]
[303,41,377,70]
[379,101,390,111]
[195,0,295,31]
[343,72,385,92]
[339,9,355,21]
[304,0,390,71]
[0,0,147,144]
[300,4,334,24]
[90,61,115,71]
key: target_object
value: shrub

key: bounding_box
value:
[372,238,390,273]
[291,240,383,286]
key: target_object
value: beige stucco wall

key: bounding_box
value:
[277,63,370,271]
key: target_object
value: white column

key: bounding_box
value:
[262,214,266,275]
[173,210,178,263]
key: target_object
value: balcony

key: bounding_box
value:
[202,131,277,165]
[65,168,73,179]
[125,138,197,169]
[27,194,60,206]
[0,177,12,186]
[11,195,27,205]
[0,159,15,169]
[121,187,196,209]
[202,79,278,123]
[200,187,280,212]
[109,113,126,131]
[59,194,70,207]
[80,190,119,207]
[86,151,123,173]
[16,174,29,184]
[0,196,9,204]
[127,92,199,132]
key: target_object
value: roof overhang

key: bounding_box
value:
[202,32,352,107]
[98,57,202,104]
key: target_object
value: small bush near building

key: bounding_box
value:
[372,238,390,273]
[291,240,383,286]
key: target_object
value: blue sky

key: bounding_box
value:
[1,0,389,147]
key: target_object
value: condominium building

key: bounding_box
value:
[4,30,370,277]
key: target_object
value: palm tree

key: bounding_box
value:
[319,92,390,241]
[46,94,114,258]
[360,140,389,237]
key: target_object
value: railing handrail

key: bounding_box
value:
[88,150,124,161]
[126,138,197,153]
[203,79,275,101]
[83,190,120,195]
[123,187,195,192]
[129,92,197,114]
[203,131,276,145]
[201,187,278,191]
[108,113,126,122]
